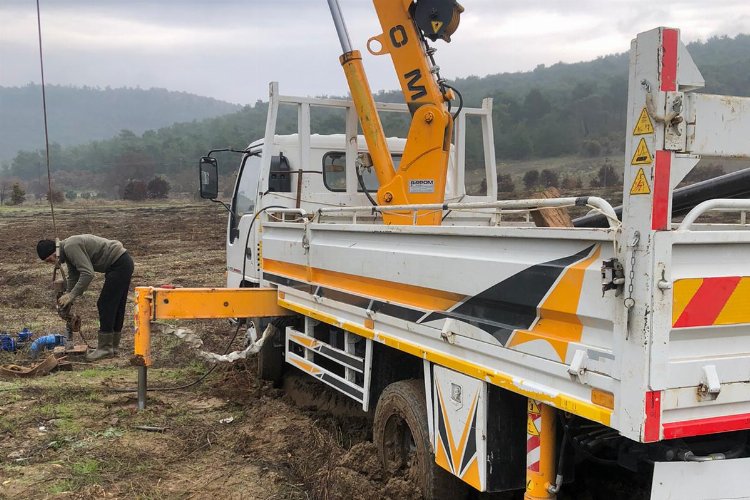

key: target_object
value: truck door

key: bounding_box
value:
[226,152,262,287]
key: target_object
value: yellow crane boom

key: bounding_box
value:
[327,0,463,225]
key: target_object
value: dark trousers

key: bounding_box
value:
[97,253,134,333]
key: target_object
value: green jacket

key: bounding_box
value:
[61,234,127,298]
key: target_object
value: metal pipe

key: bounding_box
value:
[137,366,147,410]
[316,196,620,228]
[678,199,750,231]
[133,287,153,411]
[575,167,750,228]
[265,208,309,217]
[327,0,353,54]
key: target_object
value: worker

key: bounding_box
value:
[36,235,134,361]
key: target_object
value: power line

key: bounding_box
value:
[36,0,57,235]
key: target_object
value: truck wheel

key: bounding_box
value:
[373,379,467,500]
[253,319,284,387]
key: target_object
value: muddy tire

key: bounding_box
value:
[373,379,467,500]
[254,319,284,387]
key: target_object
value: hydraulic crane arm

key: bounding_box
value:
[327,0,463,225]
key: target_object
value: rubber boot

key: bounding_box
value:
[86,332,115,361]
[112,332,121,356]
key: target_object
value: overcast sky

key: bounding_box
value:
[2,0,749,105]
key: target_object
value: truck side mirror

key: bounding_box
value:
[199,157,219,199]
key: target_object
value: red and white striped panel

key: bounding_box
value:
[527,406,542,472]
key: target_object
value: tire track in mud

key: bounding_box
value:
[212,365,422,500]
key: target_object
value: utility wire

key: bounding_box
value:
[36,0,57,235]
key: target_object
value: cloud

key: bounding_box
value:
[1,0,749,104]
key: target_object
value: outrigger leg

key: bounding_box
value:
[525,399,558,500]
[131,286,293,410]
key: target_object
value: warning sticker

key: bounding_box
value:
[633,108,655,135]
[527,415,540,436]
[527,400,541,414]
[431,21,444,34]
[630,168,651,195]
[631,138,653,165]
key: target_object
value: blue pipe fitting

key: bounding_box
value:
[29,334,65,358]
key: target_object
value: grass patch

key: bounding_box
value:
[72,458,100,475]
[37,402,77,420]
[57,418,84,434]
[48,479,75,494]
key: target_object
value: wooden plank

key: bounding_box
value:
[531,187,574,228]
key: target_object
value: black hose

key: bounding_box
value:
[357,167,379,207]
[443,82,464,121]
[240,205,288,284]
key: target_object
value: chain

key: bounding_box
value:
[624,231,640,309]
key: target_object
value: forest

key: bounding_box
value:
[2,34,749,198]
[0,85,240,163]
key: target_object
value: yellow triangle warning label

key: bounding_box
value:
[527,415,540,436]
[527,400,541,414]
[630,168,651,195]
[633,108,655,135]
[431,20,443,33]
[631,138,653,165]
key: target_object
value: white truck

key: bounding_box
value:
[134,3,750,498]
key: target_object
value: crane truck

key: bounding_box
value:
[133,1,750,498]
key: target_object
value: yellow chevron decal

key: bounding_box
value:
[453,391,479,474]
[435,434,452,473]
[461,456,481,490]
[435,382,480,475]
[508,246,601,361]
[435,383,457,473]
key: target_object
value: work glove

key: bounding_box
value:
[57,293,75,309]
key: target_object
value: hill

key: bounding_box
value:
[3,34,750,197]
[0,85,241,162]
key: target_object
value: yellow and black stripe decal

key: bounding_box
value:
[263,259,465,312]
[264,271,430,323]
[265,245,599,363]
[424,245,596,347]
[507,246,601,361]
[434,383,481,489]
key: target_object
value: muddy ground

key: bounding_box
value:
[0,202,647,499]
[0,202,423,499]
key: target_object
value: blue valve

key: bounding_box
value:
[0,334,16,352]
[17,328,33,343]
